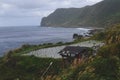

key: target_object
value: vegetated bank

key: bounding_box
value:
[0,35,94,80]
[0,30,101,80]
[1,24,120,80]
[51,24,120,80]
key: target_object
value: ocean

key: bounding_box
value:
[0,26,90,56]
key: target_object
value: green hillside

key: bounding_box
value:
[41,0,120,28]
[0,24,120,80]
[49,24,120,80]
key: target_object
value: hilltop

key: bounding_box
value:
[41,0,120,28]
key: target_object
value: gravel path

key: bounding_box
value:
[25,40,104,58]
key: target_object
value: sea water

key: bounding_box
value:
[0,26,90,56]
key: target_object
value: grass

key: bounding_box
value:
[0,56,63,80]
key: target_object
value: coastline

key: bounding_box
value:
[0,26,104,57]
[0,26,90,56]
[42,26,105,29]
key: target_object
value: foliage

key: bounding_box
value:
[98,43,120,58]
[92,31,106,41]
[77,24,120,80]
[1,23,120,80]
[105,24,120,44]
[0,56,63,80]
[50,24,120,80]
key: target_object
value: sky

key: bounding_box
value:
[0,0,103,27]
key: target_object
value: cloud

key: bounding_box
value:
[0,0,103,26]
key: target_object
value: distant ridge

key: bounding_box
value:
[41,0,120,28]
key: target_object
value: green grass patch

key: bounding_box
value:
[0,56,63,80]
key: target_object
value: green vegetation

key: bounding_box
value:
[0,55,63,80]
[41,0,120,28]
[91,32,106,41]
[92,24,120,43]
[53,24,120,80]
[1,23,120,80]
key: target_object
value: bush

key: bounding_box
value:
[0,56,63,80]
[92,32,106,41]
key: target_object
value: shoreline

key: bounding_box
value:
[42,26,105,29]
[0,26,90,56]
[0,26,104,57]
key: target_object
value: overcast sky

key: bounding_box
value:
[0,0,103,27]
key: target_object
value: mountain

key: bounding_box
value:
[41,0,120,28]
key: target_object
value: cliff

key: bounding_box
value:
[41,0,120,28]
